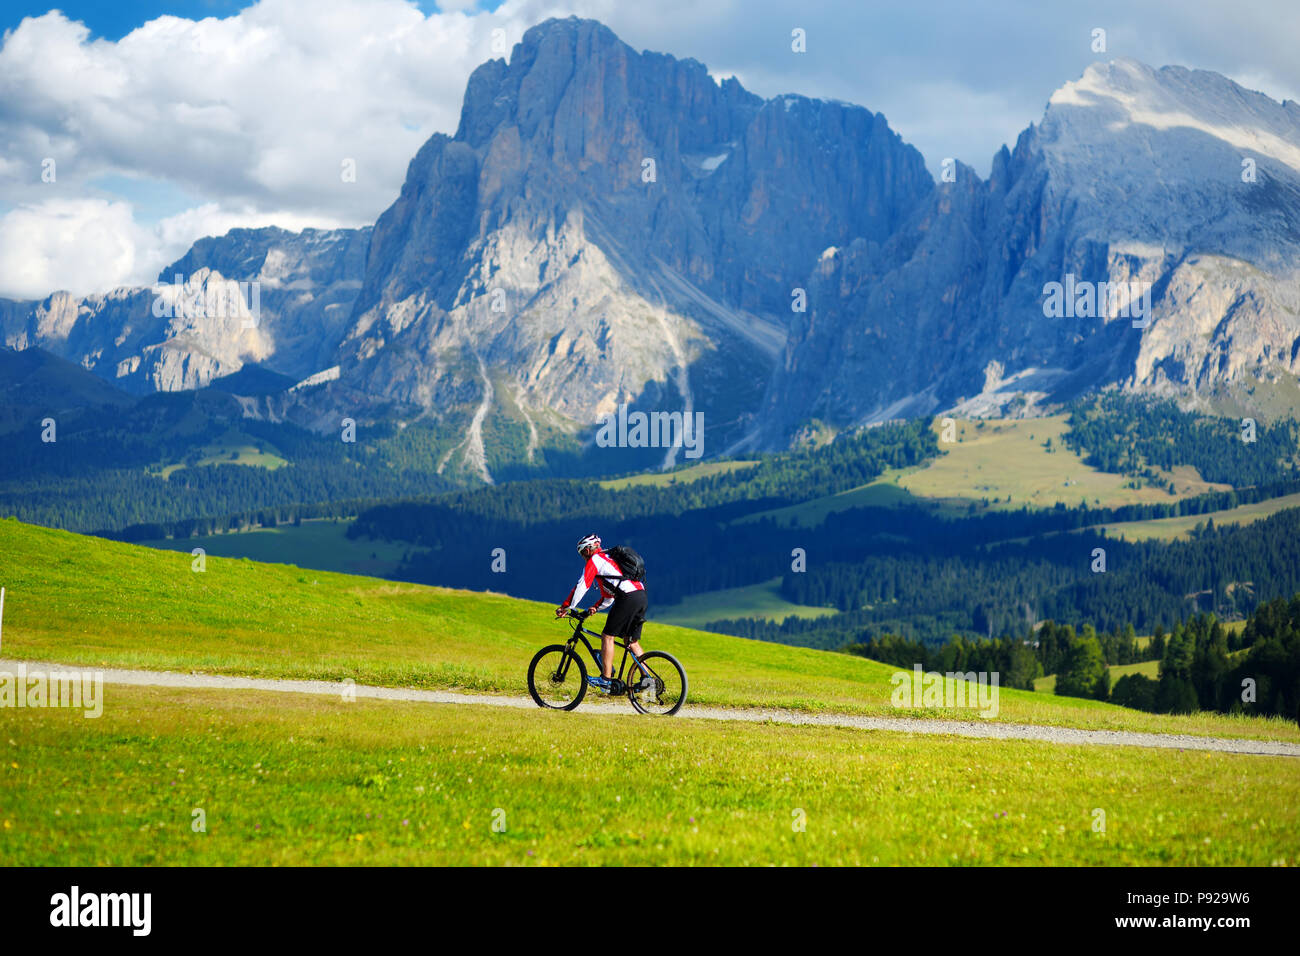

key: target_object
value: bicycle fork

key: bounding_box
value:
[555,642,581,681]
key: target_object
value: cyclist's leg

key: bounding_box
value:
[627,598,647,659]
[599,632,616,679]
[600,590,642,686]
[602,591,638,678]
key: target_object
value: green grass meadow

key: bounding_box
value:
[654,577,838,628]
[140,517,408,578]
[2,519,1296,742]
[1035,659,1161,694]
[1088,492,1300,542]
[899,417,1228,509]
[597,460,759,490]
[2,517,1298,866]
[4,684,1297,866]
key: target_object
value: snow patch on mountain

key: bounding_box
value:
[1049,59,1300,174]
[291,366,340,391]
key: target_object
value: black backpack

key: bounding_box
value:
[602,545,646,583]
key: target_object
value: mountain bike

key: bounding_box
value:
[527,610,687,715]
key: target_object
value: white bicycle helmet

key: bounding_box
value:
[576,533,602,556]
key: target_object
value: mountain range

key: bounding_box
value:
[5,16,1300,480]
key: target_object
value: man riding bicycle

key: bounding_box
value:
[555,533,647,694]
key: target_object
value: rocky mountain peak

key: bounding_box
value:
[6,24,1297,476]
[761,57,1300,443]
[333,17,934,472]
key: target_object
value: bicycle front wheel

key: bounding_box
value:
[527,644,588,710]
[626,651,687,716]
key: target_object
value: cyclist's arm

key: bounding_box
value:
[560,561,597,611]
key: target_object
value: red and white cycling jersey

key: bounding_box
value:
[563,549,645,613]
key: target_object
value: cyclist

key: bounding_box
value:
[555,533,647,694]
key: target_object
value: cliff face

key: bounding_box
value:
[760,60,1300,442]
[333,17,933,465]
[7,22,1300,472]
[0,226,371,395]
[0,18,934,472]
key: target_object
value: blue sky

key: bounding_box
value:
[0,1,507,40]
[2,0,1298,298]
[4,2,249,39]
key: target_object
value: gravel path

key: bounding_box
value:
[6,659,1299,758]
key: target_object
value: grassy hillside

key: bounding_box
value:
[1,517,1296,743]
[1088,493,1300,542]
[730,416,1228,531]
[732,469,926,527]
[140,517,406,578]
[5,683,1296,866]
[153,428,291,479]
[599,460,758,490]
[1035,659,1160,694]
[655,578,838,628]
[899,417,1228,509]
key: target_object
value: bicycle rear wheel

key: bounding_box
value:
[626,651,687,716]
[527,644,588,710]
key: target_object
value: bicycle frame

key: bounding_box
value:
[564,616,653,684]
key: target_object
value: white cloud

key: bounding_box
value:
[0,2,510,216]
[0,199,146,299]
[0,197,347,298]
[3,0,1299,298]
[0,0,544,297]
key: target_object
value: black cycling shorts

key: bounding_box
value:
[602,589,647,642]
